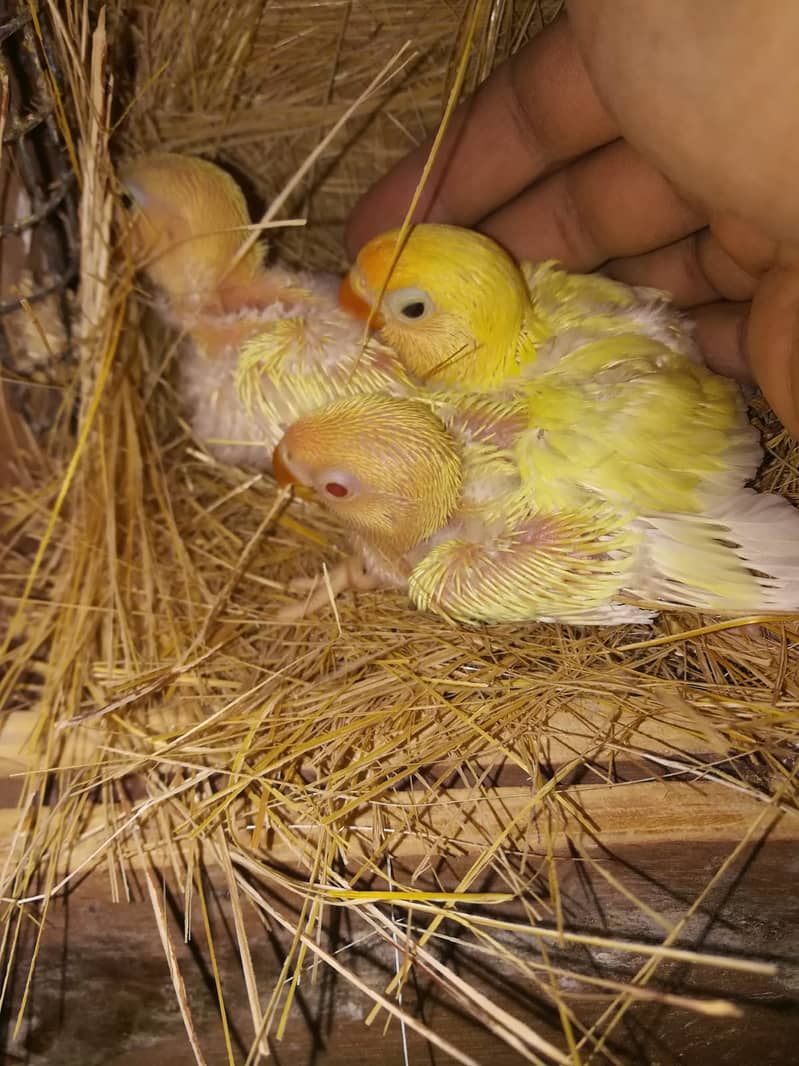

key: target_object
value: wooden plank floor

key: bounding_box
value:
[2,779,798,1065]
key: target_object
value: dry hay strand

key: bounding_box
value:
[115,0,563,272]
[1,0,799,1063]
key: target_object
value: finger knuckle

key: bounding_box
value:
[547,174,601,265]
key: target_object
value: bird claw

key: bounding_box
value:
[278,557,379,621]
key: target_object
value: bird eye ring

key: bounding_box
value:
[385,287,434,322]
[324,481,349,498]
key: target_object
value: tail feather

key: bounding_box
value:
[635,489,799,612]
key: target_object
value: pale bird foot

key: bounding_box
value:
[286,573,324,594]
[278,557,379,621]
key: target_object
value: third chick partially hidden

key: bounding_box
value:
[119,152,411,468]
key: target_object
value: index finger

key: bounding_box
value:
[347,13,619,254]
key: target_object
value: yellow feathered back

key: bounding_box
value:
[514,334,760,514]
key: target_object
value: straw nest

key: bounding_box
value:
[2,1,799,1063]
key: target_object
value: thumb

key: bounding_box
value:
[746,265,799,439]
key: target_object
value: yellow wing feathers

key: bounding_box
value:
[515,336,759,514]
[272,389,799,623]
[409,501,645,625]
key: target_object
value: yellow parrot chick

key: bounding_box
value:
[121,152,278,323]
[119,153,411,467]
[273,392,799,625]
[342,224,535,388]
[342,223,698,390]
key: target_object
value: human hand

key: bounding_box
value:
[347,1,799,437]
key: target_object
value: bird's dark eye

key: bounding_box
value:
[386,286,433,322]
[119,189,135,211]
[325,481,349,498]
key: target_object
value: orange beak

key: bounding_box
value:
[272,445,316,501]
[272,444,299,487]
[338,274,383,328]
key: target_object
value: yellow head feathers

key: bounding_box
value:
[118,153,264,311]
[273,394,463,553]
[344,224,535,388]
